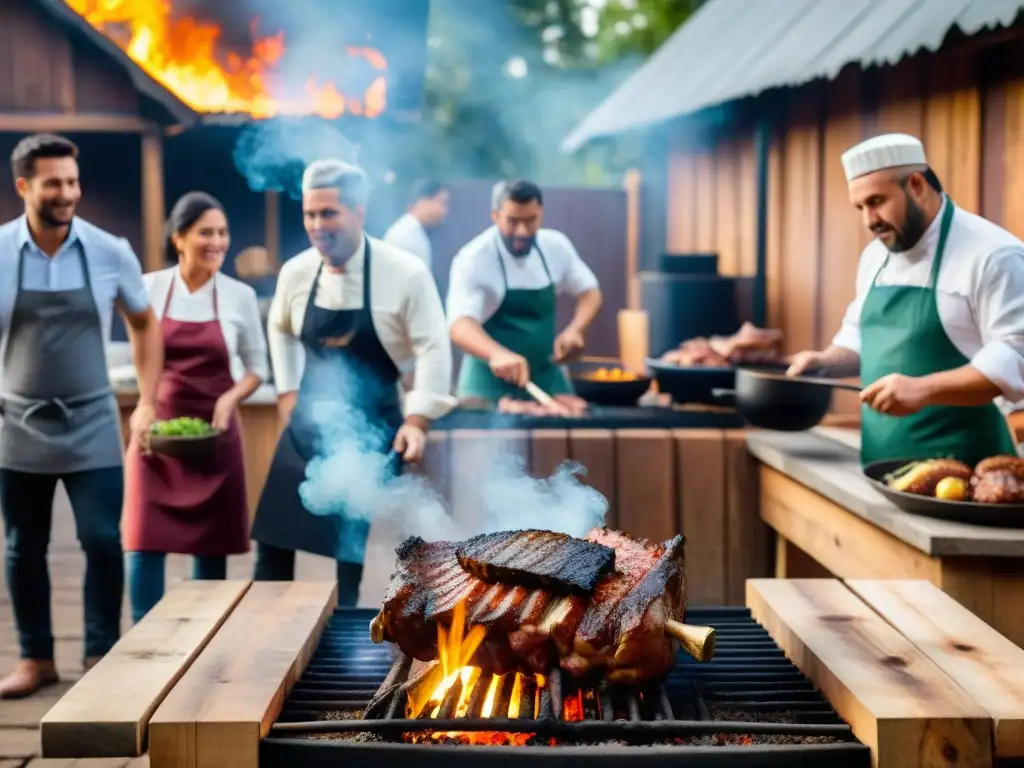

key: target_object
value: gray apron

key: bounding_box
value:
[0,245,123,474]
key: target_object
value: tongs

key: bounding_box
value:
[523,381,571,415]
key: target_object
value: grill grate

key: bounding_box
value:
[262,607,872,767]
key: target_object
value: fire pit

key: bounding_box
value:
[261,606,871,767]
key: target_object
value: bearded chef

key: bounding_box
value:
[250,159,456,606]
[788,133,1024,466]
[447,180,603,399]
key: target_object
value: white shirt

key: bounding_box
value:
[268,235,456,421]
[383,213,432,272]
[445,226,599,327]
[143,267,269,382]
[832,198,1024,411]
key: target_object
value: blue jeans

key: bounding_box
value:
[253,542,363,607]
[126,550,228,624]
[0,467,124,660]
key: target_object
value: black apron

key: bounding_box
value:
[250,238,403,563]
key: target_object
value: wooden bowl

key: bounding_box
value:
[149,429,224,458]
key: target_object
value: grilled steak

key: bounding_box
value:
[375,527,686,684]
[455,529,616,594]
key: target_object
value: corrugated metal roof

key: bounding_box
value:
[562,0,1024,152]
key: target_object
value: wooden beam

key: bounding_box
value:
[622,168,641,310]
[846,579,1024,758]
[40,580,252,758]
[141,127,166,273]
[148,581,337,768]
[264,190,281,270]
[747,579,992,768]
[0,114,148,133]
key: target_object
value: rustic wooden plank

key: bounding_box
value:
[568,430,616,529]
[448,430,529,532]
[529,429,570,479]
[747,579,992,768]
[40,580,252,758]
[775,535,832,579]
[760,466,942,582]
[673,429,726,605]
[713,136,740,276]
[847,579,1024,757]
[723,430,770,604]
[613,429,676,543]
[692,145,717,252]
[148,581,337,768]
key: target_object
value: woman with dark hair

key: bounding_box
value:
[122,191,269,623]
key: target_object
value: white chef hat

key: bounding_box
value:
[841,133,927,182]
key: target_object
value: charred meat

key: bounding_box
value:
[972,456,1024,503]
[455,529,616,594]
[374,528,686,684]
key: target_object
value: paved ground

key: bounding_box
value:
[0,482,344,767]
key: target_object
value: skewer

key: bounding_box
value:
[371,611,717,664]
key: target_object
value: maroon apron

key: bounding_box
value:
[123,277,250,556]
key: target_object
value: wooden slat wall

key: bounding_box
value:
[666,35,1023,416]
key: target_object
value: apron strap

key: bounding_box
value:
[492,234,554,288]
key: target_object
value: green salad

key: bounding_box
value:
[151,416,215,437]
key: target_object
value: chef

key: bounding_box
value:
[382,179,449,273]
[447,180,603,399]
[0,133,162,698]
[251,159,455,605]
[123,191,269,625]
[787,133,1024,466]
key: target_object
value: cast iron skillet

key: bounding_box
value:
[863,458,1024,528]
[566,360,652,406]
[713,367,862,432]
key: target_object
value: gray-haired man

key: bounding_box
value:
[251,159,455,604]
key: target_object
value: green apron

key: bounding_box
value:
[860,198,1018,466]
[457,235,572,400]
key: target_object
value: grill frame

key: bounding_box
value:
[261,607,872,768]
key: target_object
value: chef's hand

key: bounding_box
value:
[393,423,427,463]
[553,327,585,363]
[212,392,239,431]
[489,349,529,387]
[860,373,929,416]
[130,401,156,455]
[786,350,827,377]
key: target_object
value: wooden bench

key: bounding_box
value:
[846,580,1024,759]
[747,578,992,768]
[147,580,337,768]
[40,579,252,758]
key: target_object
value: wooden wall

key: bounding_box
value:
[665,30,1024,415]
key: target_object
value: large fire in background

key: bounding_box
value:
[63,0,387,119]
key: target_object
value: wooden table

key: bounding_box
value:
[747,428,1024,647]
[38,577,1024,768]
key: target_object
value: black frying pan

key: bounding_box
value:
[713,367,862,432]
[863,459,1024,527]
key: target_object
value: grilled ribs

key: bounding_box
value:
[455,529,616,593]
[375,527,686,684]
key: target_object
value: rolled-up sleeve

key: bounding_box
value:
[267,269,305,394]
[115,238,150,315]
[969,246,1024,401]
[445,251,487,328]
[403,268,458,420]
[236,284,270,381]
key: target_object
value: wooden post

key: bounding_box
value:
[623,168,642,310]
[265,190,280,268]
[141,126,166,273]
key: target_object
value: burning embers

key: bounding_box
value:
[64,0,386,118]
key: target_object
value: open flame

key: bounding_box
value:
[405,599,545,746]
[63,0,387,118]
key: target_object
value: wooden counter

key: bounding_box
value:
[747,428,1024,647]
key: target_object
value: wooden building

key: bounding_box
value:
[0,0,201,270]
[564,1,1024,415]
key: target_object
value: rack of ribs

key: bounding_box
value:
[369,527,715,685]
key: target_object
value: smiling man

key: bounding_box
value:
[250,159,455,605]
[787,133,1024,466]
[0,133,163,697]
